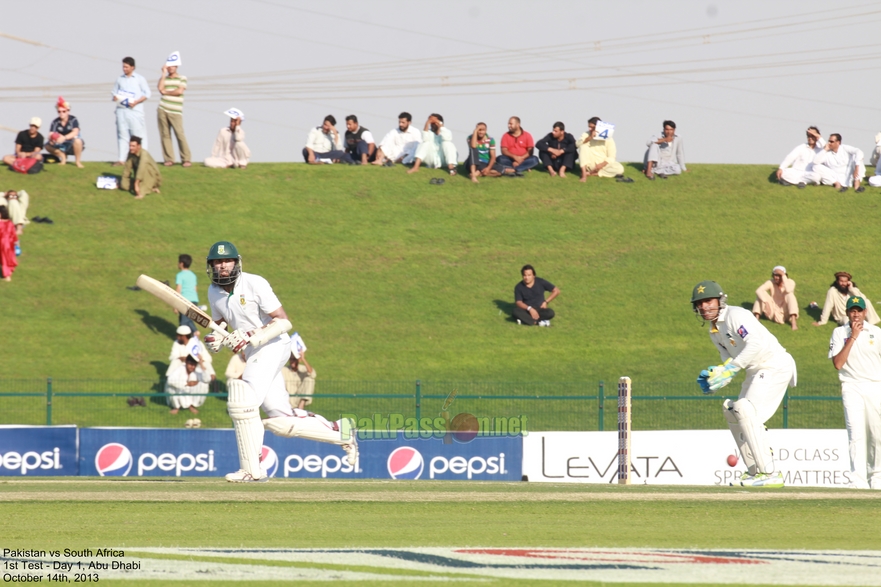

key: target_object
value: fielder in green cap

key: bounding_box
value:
[829,294,881,489]
[692,280,797,488]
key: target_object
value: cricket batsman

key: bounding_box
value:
[203,241,357,482]
[692,280,796,488]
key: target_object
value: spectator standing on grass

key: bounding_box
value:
[753,266,799,331]
[157,51,192,167]
[120,136,161,199]
[302,115,352,164]
[644,120,686,180]
[407,113,458,175]
[813,272,880,327]
[828,295,881,489]
[465,122,501,184]
[0,205,19,282]
[498,116,539,175]
[777,127,824,188]
[112,57,150,166]
[204,108,250,169]
[344,115,375,165]
[45,97,85,168]
[283,332,316,410]
[1,190,29,236]
[176,254,199,332]
[536,122,576,178]
[166,354,210,415]
[2,118,44,171]
[577,116,626,182]
[372,112,422,166]
[513,264,560,327]
[811,133,866,192]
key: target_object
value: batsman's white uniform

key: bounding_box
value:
[209,272,354,480]
[378,125,422,164]
[413,127,457,168]
[829,322,881,489]
[709,306,797,475]
[778,137,825,185]
[810,145,865,187]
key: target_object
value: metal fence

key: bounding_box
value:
[0,379,845,431]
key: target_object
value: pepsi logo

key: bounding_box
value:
[387,446,424,480]
[95,443,133,477]
[261,446,279,478]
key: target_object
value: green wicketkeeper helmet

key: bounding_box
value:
[691,280,725,303]
[206,241,242,286]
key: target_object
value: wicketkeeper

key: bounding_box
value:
[692,280,797,488]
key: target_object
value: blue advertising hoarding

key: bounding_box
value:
[0,425,78,476]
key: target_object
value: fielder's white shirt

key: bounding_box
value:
[779,138,826,171]
[291,332,307,359]
[709,306,788,371]
[829,321,881,383]
[208,272,288,344]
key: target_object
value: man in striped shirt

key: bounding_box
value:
[157,51,191,167]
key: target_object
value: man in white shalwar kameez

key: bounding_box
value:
[166,325,215,382]
[777,127,825,187]
[166,354,211,414]
[372,112,422,166]
[867,132,881,188]
[204,109,250,169]
[810,133,865,192]
[407,113,458,175]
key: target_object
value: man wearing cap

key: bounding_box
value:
[2,118,44,169]
[813,272,880,327]
[692,280,797,488]
[120,136,161,199]
[753,266,799,330]
[828,295,881,489]
[157,51,191,167]
[205,109,250,169]
[111,57,151,166]
[167,325,214,382]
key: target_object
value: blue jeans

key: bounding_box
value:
[497,155,539,173]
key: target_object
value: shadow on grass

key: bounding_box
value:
[766,169,781,184]
[148,361,167,406]
[493,299,518,323]
[805,303,822,322]
[135,309,177,338]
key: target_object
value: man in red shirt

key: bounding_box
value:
[498,117,539,175]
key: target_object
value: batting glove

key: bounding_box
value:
[707,358,741,391]
[203,322,227,353]
[223,328,254,354]
[697,370,712,395]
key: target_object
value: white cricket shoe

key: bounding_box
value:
[341,420,359,466]
[738,472,784,488]
[538,320,551,327]
[225,469,268,483]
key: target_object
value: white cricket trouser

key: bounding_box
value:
[841,381,881,490]
[739,353,796,424]
[242,338,295,418]
[116,108,148,162]
[414,141,458,168]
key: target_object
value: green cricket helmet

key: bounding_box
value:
[206,240,242,286]
[691,280,727,321]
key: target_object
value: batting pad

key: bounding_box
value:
[263,415,345,445]
[227,379,265,477]
[729,398,775,474]
[723,399,757,475]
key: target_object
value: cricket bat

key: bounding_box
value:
[135,274,228,336]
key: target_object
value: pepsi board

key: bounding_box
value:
[0,426,78,476]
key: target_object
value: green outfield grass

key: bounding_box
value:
[1,480,878,586]
[4,162,874,390]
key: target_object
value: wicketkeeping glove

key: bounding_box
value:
[696,370,712,395]
[707,358,741,391]
[223,328,254,353]
[203,322,227,353]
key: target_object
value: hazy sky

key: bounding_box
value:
[2,1,880,164]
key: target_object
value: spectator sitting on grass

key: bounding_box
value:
[577,116,626,182]
[344,115,375,165]
[777,127,824,188]
[372,112,422,166]
[166,354,210,415]
[121,136,161,199]
[0,205,19,283]
[45,97,85,168]
[536,121,576,178]
[643,120,686,180]
[166,325,215,382]
[813,272,880,326]
[303,115,352,164]
[1,190,29,236]
[2,118,44,170]
[407,114,458,175]
[465,122,502,184]
[204,109,250,169]
[498,116,539,175]
[513,264,560,327]
[753,266,799,331]
[175,254,199,332]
